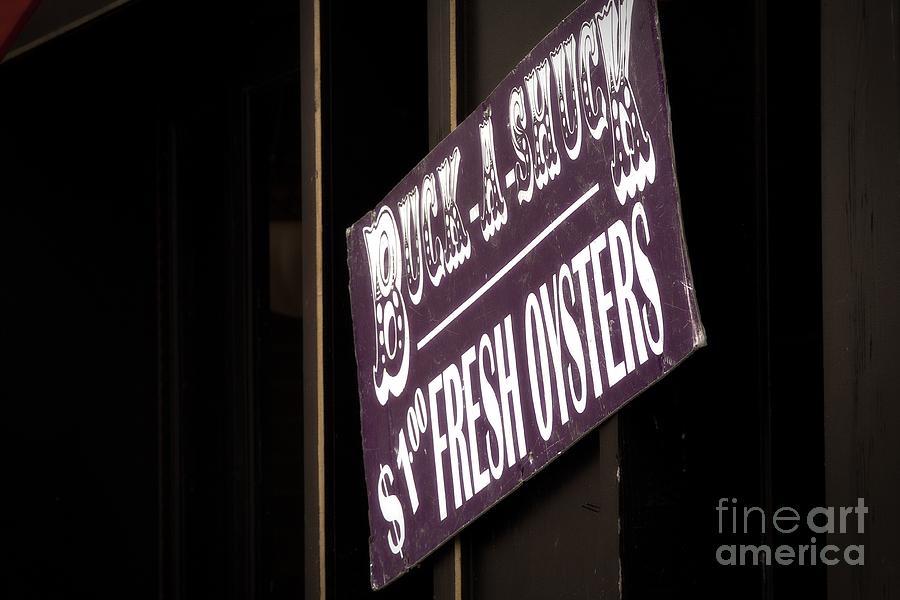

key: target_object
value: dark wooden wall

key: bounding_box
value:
[822,0,900,598]
[0,7,159,597]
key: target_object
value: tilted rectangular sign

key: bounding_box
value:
[347,0,704,588]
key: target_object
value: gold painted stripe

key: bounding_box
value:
[313,0,325,598]
[449,0,458,130]
[449,2,461,599]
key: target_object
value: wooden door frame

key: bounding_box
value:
[300,0,325,598]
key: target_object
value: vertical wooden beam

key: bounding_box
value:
[301,0,325,598]
[428,0,463,597]
[449,0,458,131]
[314,0,325,594]
[822,0,900,598]
[427,0,457,145]
[453,2,618,599]
[450,4,461,596]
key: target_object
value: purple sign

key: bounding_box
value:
[347,0,704,588]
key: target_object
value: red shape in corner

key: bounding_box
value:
[0,0,42,61]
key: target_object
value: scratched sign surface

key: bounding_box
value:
[346,0,705,588]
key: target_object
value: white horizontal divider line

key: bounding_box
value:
[417,182,600,351]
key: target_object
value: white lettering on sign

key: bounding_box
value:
[362,207,411,406]
[428,314,527,520]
